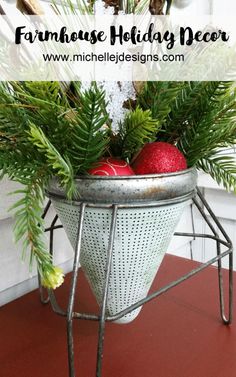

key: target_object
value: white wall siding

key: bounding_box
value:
[168,187,236,271]
[0,188,74,306]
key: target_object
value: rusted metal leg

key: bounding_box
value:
[66,203,86,377]
[194,188,233,324]
[96,205,118,377]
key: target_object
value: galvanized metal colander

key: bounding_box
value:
[47,168,197,324]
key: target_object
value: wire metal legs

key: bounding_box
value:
[194,188,233,324]
[40,188,233,377]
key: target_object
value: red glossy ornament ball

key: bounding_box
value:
[88,158,135,176]
[132,142,187,175]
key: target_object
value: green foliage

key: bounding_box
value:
[9,172,64,288]
[138,81,236,191]
[134,0,149,14]
[177,87,236,166]
[28,122,76,199]
[171,83,236,191]
[197,155,236,193]
[138,81,184,123]
[0,81,109,286]
[54,0,93,14]
[0,81,109,184]
[66,85,109,174]
[117,107,159,160]
[163,82,232,144]
[9,174,49,269]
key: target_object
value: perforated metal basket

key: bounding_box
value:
[47,168,197,324]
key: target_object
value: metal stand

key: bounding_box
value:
[39,187,233,377]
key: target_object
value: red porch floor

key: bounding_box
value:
[0,255,235,377]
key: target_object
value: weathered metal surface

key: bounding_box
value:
[47,168,197,204]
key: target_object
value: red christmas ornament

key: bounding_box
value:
[88,158,135,176]
[132,142,187,175]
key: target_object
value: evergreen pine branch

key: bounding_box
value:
[138,81,184,123]
[134,0,149,14]
[0,128,45,184]
[28,122,76,198]
[9,173,64,289]
[10,82,74,152]
[12,81,69,107]
[118,107,159,160]
[164,81,233,143]
[1,156,45,184]
[67,86,109,174]
[7,82,109,177]
[0,83,30,137]
[177,86,236,166]
[54,0,93,15]
[197,155,236,193]
[0,82,72,158]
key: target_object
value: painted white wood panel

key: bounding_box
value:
[204,188,236,221]
[168,188,236,271]
[0,190,74,305]
[0,179,22,220]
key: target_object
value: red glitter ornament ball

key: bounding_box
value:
[132,142,187,175]
[88,158,135,176]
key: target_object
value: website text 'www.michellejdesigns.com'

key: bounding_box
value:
[42,51,185,64]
